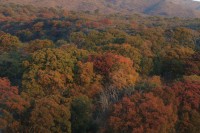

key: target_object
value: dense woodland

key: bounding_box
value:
[0,4,200,133]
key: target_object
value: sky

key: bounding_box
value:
[193,0,200,1]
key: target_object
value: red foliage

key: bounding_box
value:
[0,78,29,132]
[171,79,200,111]
[91,22,101,28]
[168,78,200,132]
[88,53,133,75]
[131,21,139,29]
[99,18,112,25]
[88,53,138,88]
[185,52,200,75]
[0,78,29,113]
[85,21,101,28]
[109,92,177,133]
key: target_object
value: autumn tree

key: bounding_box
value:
[61,45,89,61]
[126,35,144,48]
[26,95,71,133]
[55,39,69,47]
[107,29,128,44]
[165,27,198,49]
[101,44,142,71]
[22,48,76,98]
[100,18,112,25]
[185,52,200,75]
[0,78,29,132]
[22,39,55,55]
[170,76,200,133]
[0,33,21,52]
[70,32,87,48]
[109,92,177,133]
[135,76,162,92]
[141,27,166,49]
[87,30,114,46]
[88,53,138,89]
[33,22,44,31]
[75,61,103,97]
[133,40,154,75]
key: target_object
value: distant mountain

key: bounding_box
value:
[1,0,200,17]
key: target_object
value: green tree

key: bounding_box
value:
[71,96,95,133]
[0,52,23,85]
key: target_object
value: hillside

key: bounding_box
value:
[0,7,200,132]
[1,0,200,17]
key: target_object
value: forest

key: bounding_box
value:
[0,4,200,133]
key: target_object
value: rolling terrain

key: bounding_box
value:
[1,0,200,17]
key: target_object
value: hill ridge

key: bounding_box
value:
[1,0,200,17]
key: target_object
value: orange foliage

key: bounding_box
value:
[185,52,200,75]
[88,53,133,75]
[100,18,112,25]
[22,39,54,55]
[109,92,176,133]
[27,96,71,132]
[76,61,103,97]
[0,78,29,132]
[169,77,200,132]
[88,53,138,89]
[171,79,200,112]
[0,33,20,52]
